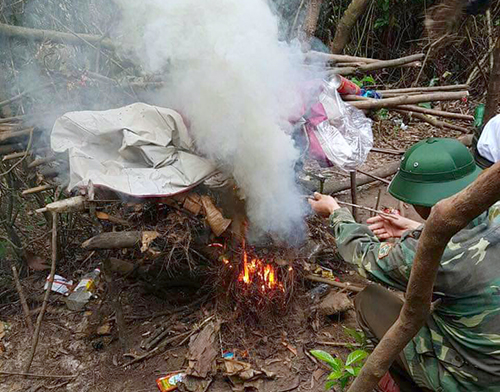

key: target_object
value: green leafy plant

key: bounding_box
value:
[311,349,369,390]
[350,75,376,88]
[343,327,367,348]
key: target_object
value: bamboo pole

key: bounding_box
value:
[348,91,468,110]
[0,22,114,50]
[379,84,468,94]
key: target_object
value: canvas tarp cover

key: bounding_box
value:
[51,103,217,197]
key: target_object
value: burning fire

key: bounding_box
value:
[237,241,285,293]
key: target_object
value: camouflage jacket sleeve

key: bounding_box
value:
[329,207,421,291]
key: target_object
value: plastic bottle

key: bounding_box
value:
[66,268,100,311]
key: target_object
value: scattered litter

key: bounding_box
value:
[65,268,101,311]
[44,274,74,296]
[141,231,160,253]
[157,372,186,392]
[308,284,331,301]
[223,351,235,360]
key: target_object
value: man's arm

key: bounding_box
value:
[330,207,420,291]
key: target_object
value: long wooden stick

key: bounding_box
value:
[22,184,56,196]
[378,84,469,94]
[12,265,33,333]
[332,54,425,75]
[24,211,57,373]
[349,91,468,110]
[395,105,473,121]
[396,110,469,133]
[0,22,114,50]
[350,171,359,221]
[356,168,391,185]
[306,51,381,64]
[348,162,500,392]
[0,84,53,109]
[0,371,76,379]
[305,274,364,292]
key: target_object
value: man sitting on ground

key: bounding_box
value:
[309,138,500,392]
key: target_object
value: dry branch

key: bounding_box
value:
[325,161,400,194]
[396,110,469,133]
[12,265,33,333]
[348,91,467,110]
[0,371,76,379]
[22,185,56,195]
[348,162,500,392]
[81,231,158,250]
[305,274,363,292]
[307,51,381,64]
[0,22,114,50]
[395,105,473,121]
[332,54,425,75]
[24,211,57,373]
[379,84,468,95]
[0,128,36,144]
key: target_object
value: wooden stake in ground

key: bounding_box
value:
[24,211,57,373]
[347,162,500,392]
[484,38,500,125]
[350,171,359,221]
[12,265,33,333]
[330,0,373,54]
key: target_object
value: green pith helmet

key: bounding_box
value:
[388,138,482,207]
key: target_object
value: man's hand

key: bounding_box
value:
[367,214,421,239]
[308,192,340,217]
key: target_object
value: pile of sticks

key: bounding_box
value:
[307,50,472,133]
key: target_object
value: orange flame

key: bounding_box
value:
[237,246,284,292]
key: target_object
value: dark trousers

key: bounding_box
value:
[354,284,430,392]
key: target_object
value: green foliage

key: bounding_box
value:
[343,327,367,347]
[310,348,369,391]
[350,75,376,88]
[376,108,389,120]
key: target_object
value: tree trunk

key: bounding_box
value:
[484,38,500,124]
[347,161,500,392]
[330,0,372,54]
[303,0,324,39]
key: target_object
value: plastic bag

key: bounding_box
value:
[305,77,373,171]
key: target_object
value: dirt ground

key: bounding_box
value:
[0,106,471,392]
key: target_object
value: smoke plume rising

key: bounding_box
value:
[113,0,322,243]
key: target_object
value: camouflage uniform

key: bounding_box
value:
[330,205,500,392]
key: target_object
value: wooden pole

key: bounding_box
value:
[349,91,467,110]
[350,171,358,221]
[0,22,115,50]
[24,211,57,373]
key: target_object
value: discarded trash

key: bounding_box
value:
[66,268,101,311]
[305,77,373,170]
[309,284,331,301]
[223,351,235,360]
[157,372,186,392]
[44,274,74,296]
[331,74,361,96]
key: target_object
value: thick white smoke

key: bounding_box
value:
[113,0,318,243]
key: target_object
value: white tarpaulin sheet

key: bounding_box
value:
[51,103,217,197]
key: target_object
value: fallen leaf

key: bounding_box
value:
[26,251,50,271]
[281,341,298,356]
[140,231,159,253]
[95,211,109,220]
